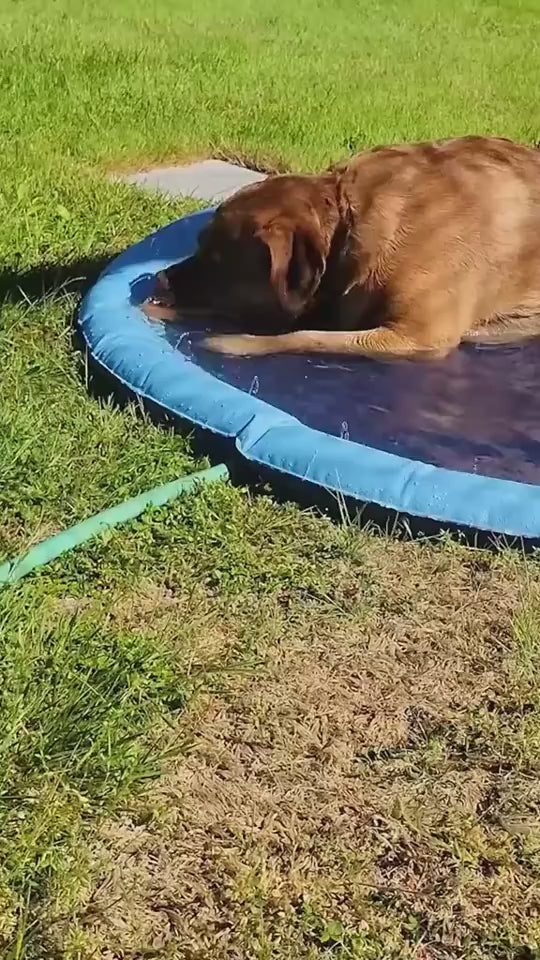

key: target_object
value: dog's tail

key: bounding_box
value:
[462,312,540,345]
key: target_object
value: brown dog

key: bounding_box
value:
[148,136,540,359]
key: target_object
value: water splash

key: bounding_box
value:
[177,331,193,359]
[340,420,350,441]
[249,375,260,396]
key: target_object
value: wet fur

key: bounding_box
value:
[147,136,540,360]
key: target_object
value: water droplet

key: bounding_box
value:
[249,375,260,396]
[340,420,349,441]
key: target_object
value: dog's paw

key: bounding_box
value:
[201,334,263,356]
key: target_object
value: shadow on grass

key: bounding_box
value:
[0,255,111,306]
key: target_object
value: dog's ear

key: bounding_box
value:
[155,269,170,291]
[259,223,326,315]
[152,268,176,305]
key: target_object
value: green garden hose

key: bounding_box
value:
[0,463,229,588]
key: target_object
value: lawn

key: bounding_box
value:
[1,0,540,956]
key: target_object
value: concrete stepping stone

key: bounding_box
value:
[122,159,267,202]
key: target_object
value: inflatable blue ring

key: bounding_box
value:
[79,208,540,538]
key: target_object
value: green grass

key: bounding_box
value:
[0,585,187,948]
[1,0,539,270]
[1,0,540,956]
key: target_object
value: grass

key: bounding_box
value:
[0,0,540,956]
[30,515,540,959]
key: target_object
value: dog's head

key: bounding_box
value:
[154,174,340,330]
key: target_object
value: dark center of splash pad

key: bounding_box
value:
[162,324,540,486]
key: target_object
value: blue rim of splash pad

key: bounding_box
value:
[78,208,540,539]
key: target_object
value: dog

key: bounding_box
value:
[145,136,540,360]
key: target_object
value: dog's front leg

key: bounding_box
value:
[200,327,433,358]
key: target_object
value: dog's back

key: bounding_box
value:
[335,137,540,339]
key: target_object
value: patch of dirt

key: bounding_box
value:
[53,540,540,958]
[106,153,207,176]
[211,149,288,176]
[107,151,286,180]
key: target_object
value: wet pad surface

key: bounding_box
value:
[163,325,540,486]
[124,209,540,488]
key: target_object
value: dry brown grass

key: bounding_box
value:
[50,531,540,960]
